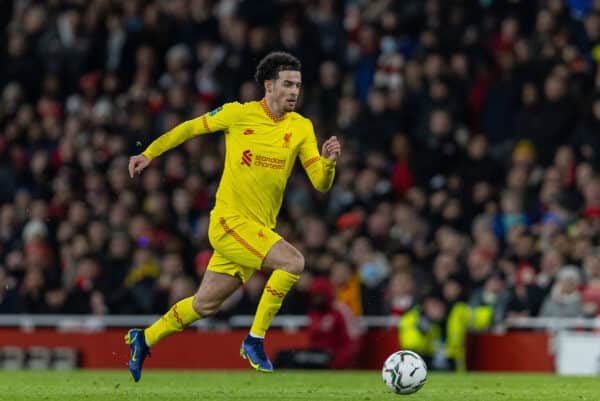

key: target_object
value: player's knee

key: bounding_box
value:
[191,296,204,315]
[284,250,305,275]
[192,297,220,317]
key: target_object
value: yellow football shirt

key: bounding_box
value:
[142,99,336,228]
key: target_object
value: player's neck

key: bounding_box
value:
[264,97,286,118]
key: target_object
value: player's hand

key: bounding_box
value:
[128,154,151,178]
[322,136,341,161]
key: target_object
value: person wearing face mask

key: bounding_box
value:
[468,272,510,327]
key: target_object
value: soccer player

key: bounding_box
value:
[124,51,341,381]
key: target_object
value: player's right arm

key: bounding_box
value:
[129,102,242,177]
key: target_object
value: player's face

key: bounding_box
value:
[269,70,302,113]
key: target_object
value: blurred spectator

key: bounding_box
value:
[539,265,583,318]
[19,268,46,314]
[506,265,546,319]
[0,266,18,313]
[469,273,510,326]
[384,271,415,316]
[274,277,361,369]
[399,296,454,370]
[350,236,388,315]
[330,260,363,316]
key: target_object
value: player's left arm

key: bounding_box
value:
[298,120,340,192]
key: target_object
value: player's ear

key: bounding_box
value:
[265,80,273,94]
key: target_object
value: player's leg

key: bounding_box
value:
[191,269,244,316]
[241,239,304,372]
[250,239,303,337]
[126,267,242,382]
[207,212,299,372]
[145,269,242,344]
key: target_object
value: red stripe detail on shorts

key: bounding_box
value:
[219,217,264,260]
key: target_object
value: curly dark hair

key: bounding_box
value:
[254,52,301,86]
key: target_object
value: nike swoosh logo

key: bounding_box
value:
[130,333,138,361]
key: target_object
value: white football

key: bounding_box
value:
[382,350,427,395]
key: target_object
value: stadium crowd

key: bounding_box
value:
[2,0,600,361]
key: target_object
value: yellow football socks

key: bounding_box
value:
[250,270,300,337]
[144,296,201,347]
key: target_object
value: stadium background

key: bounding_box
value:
[1,0,600,373]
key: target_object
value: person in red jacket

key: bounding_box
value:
[275,277,362,369]
[308,277,362,369]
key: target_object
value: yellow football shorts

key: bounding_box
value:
[206,210,281,283]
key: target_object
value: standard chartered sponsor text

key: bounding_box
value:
[254,155,285,169]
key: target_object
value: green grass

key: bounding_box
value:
[0,370,599,401]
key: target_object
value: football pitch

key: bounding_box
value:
[0,370,599,401]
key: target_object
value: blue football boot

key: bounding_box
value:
[124,329,151,382]
[240,335,273,373]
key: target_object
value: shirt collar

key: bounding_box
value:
[260,98,287,122]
